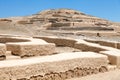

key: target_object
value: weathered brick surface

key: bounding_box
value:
[85,39,117,48]
[35,36,77,47]
[100,51,120,68]
[0,37,30,43]
[0,52,108,80]
[0,43,6,60]
[74,42,105,53]
[6,42,56,57]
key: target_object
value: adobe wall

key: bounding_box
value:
[0,52,108,80]
[0,36,56,59]
[0,37,30,43]
[85,39,117,48]
[117,43,120,49]
[35,37,108,53]
[0,44,6,60]
[34,37,77,47]
[74,42,106,53]
[100,51,120,68]
[51,22,71,27]
[6,42,56,57]
[76,31,118,37]
[70,22,94,27]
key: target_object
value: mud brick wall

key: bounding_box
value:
[100,51,120,68]
[0,52,108,80]
[34,37,77,47]
[0,37,30,43]
[6,43,56,57]
[85,39,117,48]
[0,44,6,60]
[74,43,106,53]
[117,43,120,49]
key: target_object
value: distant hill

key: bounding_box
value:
[0,9,120,35]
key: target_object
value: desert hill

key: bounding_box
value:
[0,9,120,36]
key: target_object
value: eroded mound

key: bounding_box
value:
[0,9,120,36]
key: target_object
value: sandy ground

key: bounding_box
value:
[68,69,120,80]
[55,47,81,53]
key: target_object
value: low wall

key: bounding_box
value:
[34,37,107,53]
[85,39,117,48]
[74,43,106,53]
[34,37,77,47]
[117,43,120,49]
[0,37,30,43]
[0,36,56,58]
[51,22,71,27]
[99,41,117,48]
[0,36,32,60]
[76,31,119,37]
[6,42,55,57]
[100,51,120,68]
[0,44,6,60]
[0,52,108,80]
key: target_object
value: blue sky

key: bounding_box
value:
[0,0,120,22]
